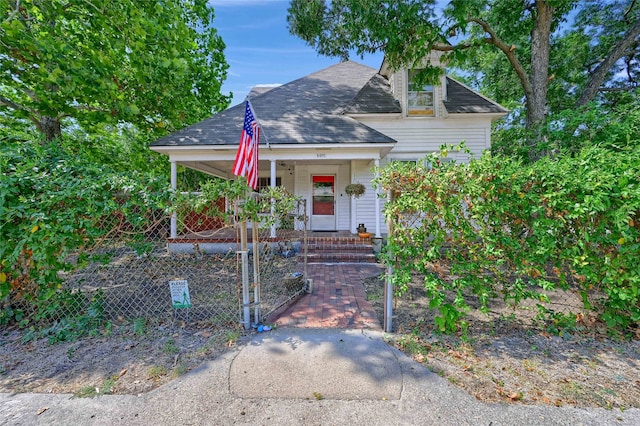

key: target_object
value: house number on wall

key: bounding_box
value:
[316,153,326,158]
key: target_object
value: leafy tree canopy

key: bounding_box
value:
[288,0,640,147]
[0,0,230,141]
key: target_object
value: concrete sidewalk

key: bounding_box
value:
[2,264,638,425]
[1,328,638,425]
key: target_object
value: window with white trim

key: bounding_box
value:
[407,69,434,116]
[257,177,281,192]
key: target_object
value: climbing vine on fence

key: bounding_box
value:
[378,144,640,335]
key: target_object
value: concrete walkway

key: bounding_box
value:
[1,263,639,425]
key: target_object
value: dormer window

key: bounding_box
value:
[407,69,434,116]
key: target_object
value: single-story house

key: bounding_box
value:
[150,53,507,238]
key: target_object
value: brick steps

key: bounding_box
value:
[304,236,376,264]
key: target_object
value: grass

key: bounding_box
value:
[133,318,146,336]
[395,335,429,358]
[73,375,118,398]
[148,365,168,380]
[163,339,180,355]
[172,363,189,378]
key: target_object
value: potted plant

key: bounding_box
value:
[345,183,366,199]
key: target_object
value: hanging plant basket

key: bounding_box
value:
[345,183,366,198]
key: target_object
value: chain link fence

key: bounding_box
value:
[56,194,308,330]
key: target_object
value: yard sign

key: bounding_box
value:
[169,280,191,309]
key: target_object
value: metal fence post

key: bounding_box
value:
[252,221,261,325]
[384,189,394,333]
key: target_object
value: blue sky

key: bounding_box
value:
[209,0,384,106]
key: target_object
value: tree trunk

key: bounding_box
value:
[526,0,553,161]
[39,116,62,142]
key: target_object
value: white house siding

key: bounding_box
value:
[351,160,389,235]
[357,116,491,163]
[336,163,351,231]
[280,172,295,192]
[294,165,310,222]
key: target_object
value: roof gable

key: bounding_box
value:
[443,77,508,114]
[344,73,402,114]
[151,61,396,147]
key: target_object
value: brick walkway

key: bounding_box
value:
[271,264,383,329]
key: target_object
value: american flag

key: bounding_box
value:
[232,100,260,190]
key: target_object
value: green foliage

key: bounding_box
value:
[0,0,230,140]
[0,137,172,327]
[493,100,640,160]
[378,144,640,334]
[288,0,443,77]
[177,179,304,229]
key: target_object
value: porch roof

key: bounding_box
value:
[151,61,398,148]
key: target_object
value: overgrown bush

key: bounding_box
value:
[378,144,639,335]
[0,138,172,330]
[1,138,303,336]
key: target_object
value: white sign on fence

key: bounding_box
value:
[169,280,191,309]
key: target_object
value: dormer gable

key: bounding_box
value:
[380,51,448,118]
[378,51,507,119]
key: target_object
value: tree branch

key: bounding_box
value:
[0,95,25,112]
[624,0,637,23]
[4,0,21,24]
[432,41,479,51]
[467,18,533,99]
[598,86,639,92]
[578,16,640,106]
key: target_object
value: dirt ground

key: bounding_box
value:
[0,321,242,397]
[362,275,640,410]
[1,273,638,410]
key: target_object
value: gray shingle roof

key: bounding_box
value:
[444,77,508,114]
[151,61,397,147]
[151,63,507,148]
[344,73,402,114]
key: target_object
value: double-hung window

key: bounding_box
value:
[407,69,434,116]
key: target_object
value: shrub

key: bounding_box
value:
[378,144,640,334]
[0,138,170,330]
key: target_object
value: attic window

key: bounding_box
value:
[407,69,434,116]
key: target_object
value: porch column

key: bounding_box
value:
[374,159,381,238]
[350,160,356,234]
[270,160,277,238]
[170,160,177,239]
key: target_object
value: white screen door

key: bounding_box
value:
[311,175,336,231]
